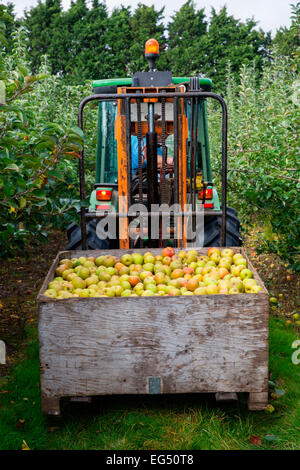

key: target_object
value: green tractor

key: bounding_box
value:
[67,39,242,250]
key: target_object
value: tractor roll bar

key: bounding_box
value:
[78,91,228,250]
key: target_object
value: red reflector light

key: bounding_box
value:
[96,204,110,210]
[96,189,112,201]
[198,188,213,200]
[204,203,213,209]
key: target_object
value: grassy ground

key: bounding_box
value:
[0,232,299,450]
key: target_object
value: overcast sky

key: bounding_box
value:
[7,0,292,35]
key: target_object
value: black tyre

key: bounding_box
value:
[203,206,242,246]
[66,219,110,250]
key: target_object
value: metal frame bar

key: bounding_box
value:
[78,91,227,249]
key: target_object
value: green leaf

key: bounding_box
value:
[4,163,19,172]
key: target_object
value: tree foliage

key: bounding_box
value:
[20,0,276,90]
[0,4,84,257]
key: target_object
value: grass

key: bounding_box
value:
[0,317,299,450]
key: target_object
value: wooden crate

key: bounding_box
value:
[37,247,269,415]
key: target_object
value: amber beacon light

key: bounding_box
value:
[145,38,159,57]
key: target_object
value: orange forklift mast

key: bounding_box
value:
[115,85,188,249]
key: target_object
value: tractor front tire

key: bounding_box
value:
[203,207,242,247]
[66,219,110,250]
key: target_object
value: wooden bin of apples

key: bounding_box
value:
[38,247,269,415]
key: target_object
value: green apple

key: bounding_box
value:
[229,277,244,292]
[194,286,207,295]
[95,255,105,266]
[85,275,99,286]
[234,257,247,267]
[77,266,90,280]
[132,253,144,265]
[228,287,240,294]
[121,289,132,297]
[44,289,57,298]
[240,269,253,280]
[98,271,111,282]
[221,248,234,258]
[206,284,219,294]
[120,280,131,290]
[143,262,154,272]
[141,290,155,296]
[144,252,155,264]
[71,277,86,289]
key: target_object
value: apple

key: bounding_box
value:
[86,275,99,287]
[143,262,154,272]
[171,268,184,279]
[221,249,234,258]
[55,264,69,277]
[128,275,140,287]
[178,278,188,288]
[121,289,132,297]
[71,277,86,289]
[228,287,240,294]
[229,277,244,292]
[162,256,171,266]
[178,250,187,260]
[115,262,125,272]
[182,291,194,296]
[206,284,219,294]
[194,286,207,295]
[232,253,243,261]
[154,272,166,284]
[250,285,262,294]
[231,265,244,277]
[66,272,77,282]
[121,254,133,266]
[78,256,87,264]
[218,288,229,294]
[206,260,216,267]
[62,269,74,280]
[218,267,229,279]
[106,267,116,276]
[196,260,206,268]
[144,252,155,264]
[77,266,90,280]
[103,287,115,297]
[162,247,175,258]
[133,282,144,292]
[183,266,194,275]
[155,255,163,262]
[187,278,199,291]
[203,276,218,286]
[83,260,95,269]
[218,279,230,290]
[207,248,221,257]
[99,271,111,282]
[234,257,247,267]
[168,288,181,296]
[119,266,130,276]
[240,269,253,280]
[218,258,232,270]
[140,271,153,282]
[209,253,221,264]
[147,284,158,293]
[132,253,144,265]
[44,289,57,298]
[79,289,90,298]
[120,280,131,290]
[141,290,155,296]
[170,260,182,271]
[60,258,72,268]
